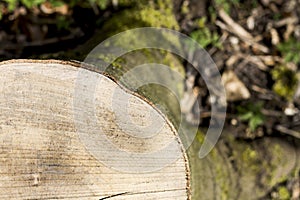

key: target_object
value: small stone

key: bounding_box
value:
[270,28,280,45]
[229,36,239,45]
[261,56,275,66]
[284,103,298,116]
[247,16,255,30]
[261,0,270,6]
[231,118,238,126]
[222,70,251,101]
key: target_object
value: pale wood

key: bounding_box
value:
[0,60,190,199]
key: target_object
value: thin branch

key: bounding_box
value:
[217,9,270,53]
[275,125,300,139]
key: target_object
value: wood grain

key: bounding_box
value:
[0,60,190,199]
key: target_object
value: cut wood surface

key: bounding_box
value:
[0,60,190,199]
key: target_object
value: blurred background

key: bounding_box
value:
[0,0,299,199]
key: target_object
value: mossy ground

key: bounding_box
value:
[188,131,298,200]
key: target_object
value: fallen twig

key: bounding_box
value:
[275,125,300,139]
[274,16,298,28]
[217,9,270,53]
[239,54,268,71]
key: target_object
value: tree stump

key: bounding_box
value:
[0,60,190,199]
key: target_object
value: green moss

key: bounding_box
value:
[214,0,240,14]
[190,17,222,49]
[181,0,189,14]
[266,143,294,187]
[140,0,179,30]
[273,12,282,21]
[196,131,205,144]
[215,164,230,200]
[101,49,185,129]
[237,102,265,132]
[241,147,260,172]
[94,0,180,62]
[250,0,258,8]
[3,0,109,12]
[242,147,257,161]
[83,0,182,129]
[277,38,300,64]
[0,4,3,20]
[196,17,207,28]
[101,0,178,37]
[277,187,290,200]
[271,65,298,100]
[57,15,71,31]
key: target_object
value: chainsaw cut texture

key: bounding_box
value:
[0,60,190,200]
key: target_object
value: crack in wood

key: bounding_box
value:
[99,189,185,199]
[99,192,129,200]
